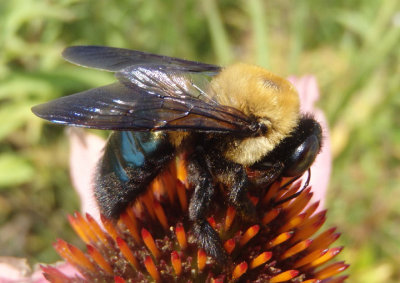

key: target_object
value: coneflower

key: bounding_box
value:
[42,156,348,282]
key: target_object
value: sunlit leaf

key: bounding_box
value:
[0,103,33,141]
[0,154,34,188]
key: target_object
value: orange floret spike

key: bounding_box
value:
[197,249,207,271]
[239,225,260,246]
[262,181,281,204]
[171,251,182,276]
[293,249,328,268]
[303,201,320,219]
[53,239,74,263]
[224,238,236,254]
[303,210,327,226]
[163,168,177,204]
[225,206,236,231]
[207,217,217,229]
[67,214,90,244]
[262,208,281,225]
[232,261,247,280]
[41,265,70,282]
[151,176,164,199]
[267,231,293,248]
[302,280,320,283]
[141,190,156,219]
[133,200,144,217]
[67,243,96,272]
[119,211,141,243]
[116,237,140,269]
[154,200,169,230]
[278,213,305,232]
[175,223,187,249]
[275,181,300,202]
[141,228,160,259]
[125,205,137,220]
[250,251,272,269]
[101,214,120,242]
[280,239,313,260]
[86,213,108,246]
[308,247,344,268]
[284,188,312,218]
[74,212,98,243]
[270,270,299,283]
[314,261,349,280]
[87,245,113,274]
[309,228,340,251]
[292,211,326,242]
[144,256,161,282]
[176,156,188,186]
[176,180,188,211]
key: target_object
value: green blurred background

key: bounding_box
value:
[0,0,399,282]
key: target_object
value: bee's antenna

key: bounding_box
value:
[274,168,311,206]
[277,174,302,191]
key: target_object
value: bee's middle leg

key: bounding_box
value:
[188,151,227,262]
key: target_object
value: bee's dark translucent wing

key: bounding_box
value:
[62,46,220,73]
[62,45,226,111]
[32,82,252,132]
[115,63,221,105]
[33,46,256,133]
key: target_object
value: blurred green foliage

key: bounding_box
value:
[0,0,399,282]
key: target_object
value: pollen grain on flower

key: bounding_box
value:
[43,156,348,282]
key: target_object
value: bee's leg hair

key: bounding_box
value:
[228,165,257,221]
[188,148,227,262]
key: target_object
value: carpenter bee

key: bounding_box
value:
[32,46,322,261]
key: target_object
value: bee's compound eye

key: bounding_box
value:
[283,134,320,177]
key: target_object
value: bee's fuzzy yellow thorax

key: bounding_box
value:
[210,63,300,166]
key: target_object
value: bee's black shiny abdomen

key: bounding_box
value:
[95,131,175,218]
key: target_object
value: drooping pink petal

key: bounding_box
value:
[0,257,33,282]
[68,128,106,223]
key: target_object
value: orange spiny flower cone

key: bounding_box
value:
[42,156,348,282]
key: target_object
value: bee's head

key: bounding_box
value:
[250,116,322,178]
[281,118,322,176]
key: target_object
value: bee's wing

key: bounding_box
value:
[32,81,253,132]
[32,46,255,133]
[62,46,220,73]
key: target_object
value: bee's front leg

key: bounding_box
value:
[228,165,257,221]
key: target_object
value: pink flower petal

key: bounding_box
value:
[0,257,80,282]
[68,128,106,223]
[0,257,32,282]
